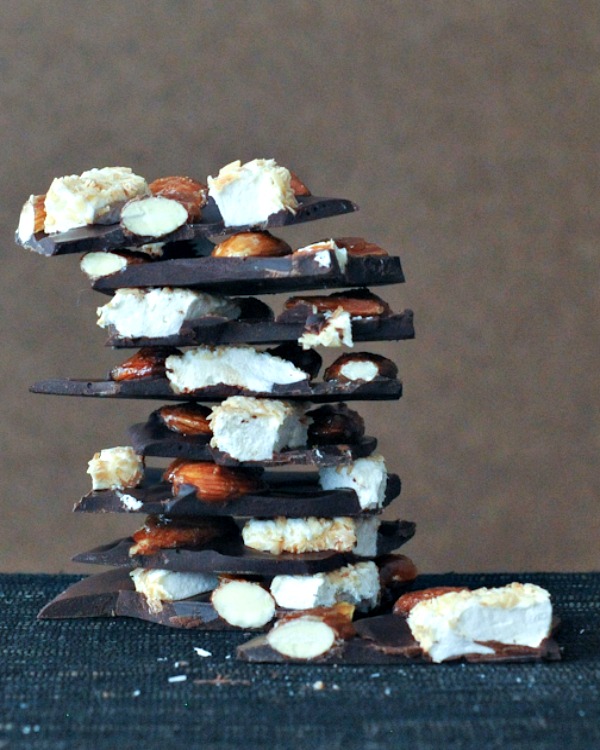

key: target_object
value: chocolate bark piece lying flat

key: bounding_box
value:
[18,195,358,256]
[128,415,378,464]
[106,310,415,348]
[74,472,401,518]
[93,253,405,296]
[237,614,561,664]
[37,569,274,630]
[72,520,416,575]
[29,376,403,402]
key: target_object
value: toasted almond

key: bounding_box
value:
[212,231,292,258]
[130,515,232,556]
[285,290,390,318]
[289,171,311,196]
[158,403,212,436]
[110,347,181,381]
[149,176,208,222]
[377,554,418,588]
[393,587,469,617]
[164,459,266,503]
[335,237,388,257]
[306,403,365,445]
[323,352,398,382]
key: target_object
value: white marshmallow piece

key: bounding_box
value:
[209,396,308,461]
[44,167,149,233]
[242,516,379,556]
[270,561,380,612]
[97,288,240,338]
[319,454,388,511]
[87,446,144,491]
[208,158,298,227]
[166,346,308,395]
[130,568,218,613]
[407,583,553,663]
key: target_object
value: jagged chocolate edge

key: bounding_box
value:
[107,310,415,348]
[71,520,416,574]
[237,615,561,664]
[75,473,401,517]
[29,376,403,402]
[18,195,358,256]
[37,569,269,630]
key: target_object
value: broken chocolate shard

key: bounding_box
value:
[128,416,378,465]
[72,520,415,574]
[37,569,273,630]
[18,195,358,256]
[75,472,401,517]
[29,376,403,402]
[107,310,415,348]
[92,253,405,296]
[238,614,561,664]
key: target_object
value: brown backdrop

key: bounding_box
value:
[1,1,598,573]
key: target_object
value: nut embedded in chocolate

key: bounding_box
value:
[17,194,46,242]
[212,231,292,258]
[110,347,182,381]
[149,176,208,222]
[289,171,311,196]
[285,289,390,318]
[266,603,356,660]
[157,403,213,436]
[393,587,468,617]
[335,237,388,257]
[164,458,267,502]
[130,514,234,556]
[211,579,276,629]
[324,352,398,383]
[306,403,365,445]
[121,195,188,239]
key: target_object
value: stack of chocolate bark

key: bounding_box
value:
[17,161,559,664]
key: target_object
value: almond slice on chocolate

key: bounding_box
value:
[130,515,233,556]
[212,231,292,258]
[110,347,181,381]
[285,289,390,318]
[157,403,212,436]
[323,352,398,383]
[164,458,267,502]
[149,176,208,222]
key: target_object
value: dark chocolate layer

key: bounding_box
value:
[75,473,401,517]
[93,253,405,295]
[72,520,416,574]
[18,195,358,256]
[30,376,403,402]
[128,416,378,464]
[107,310,415,348]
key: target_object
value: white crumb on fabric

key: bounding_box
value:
[168,675,187,683]
[312,680,325,691]
[194,647,212,658]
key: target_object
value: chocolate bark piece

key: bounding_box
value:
[37,569,276,630]
[106,309,414,348]
[30,376,403,402]
[72,520,416,574]
[92,253,405,296]
[17,195,358,256]
[128,415,378,465]
[74,472,401,517]
[237,614,561,664]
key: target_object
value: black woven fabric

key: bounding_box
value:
[1,572,599,750]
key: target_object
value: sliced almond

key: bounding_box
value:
[149,176,208,222]
[17,194,46,241]
[212,231,292,258]
[266,617,336,659]
[323,352,398,383]
[285,290,390,318]
[121,195,188,238]
[211,580,275,628]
